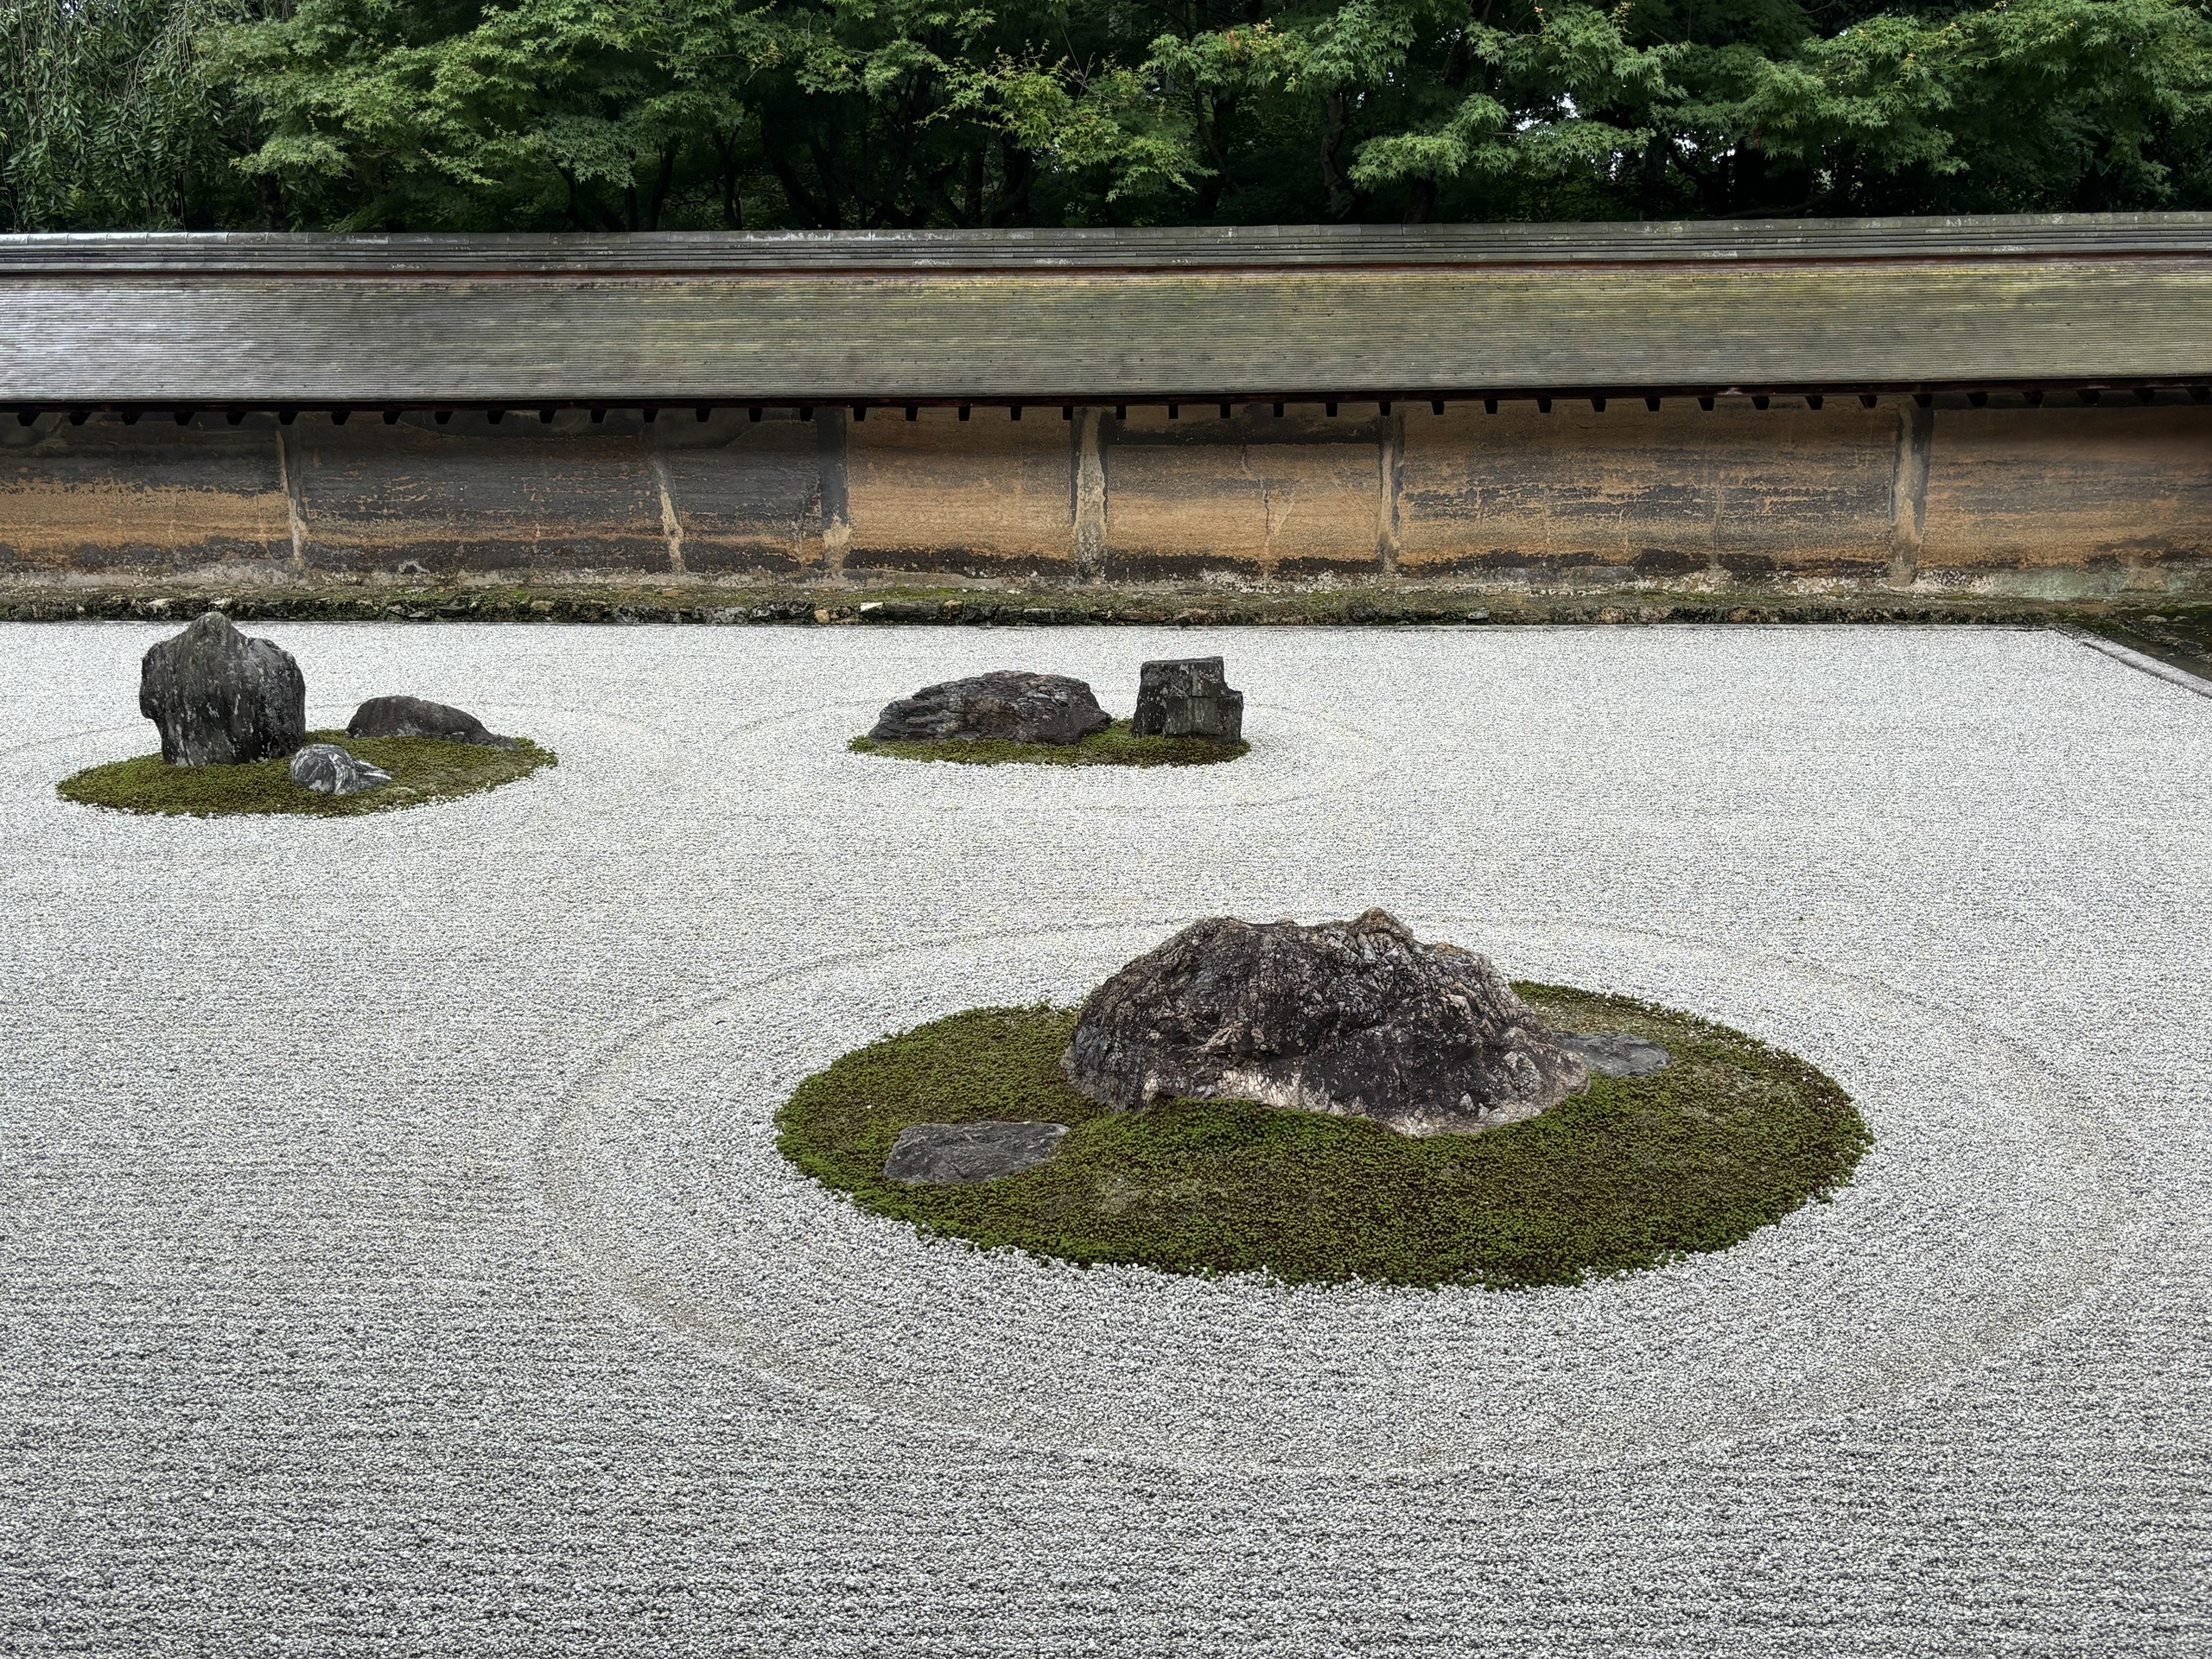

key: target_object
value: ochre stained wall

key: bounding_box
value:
[1399,401,1898,582]
[1103,406,1390,580]
[0,420,289,572]
[3,396,2209,597]
[1919,407,2212,585]
[844,405,1071,578]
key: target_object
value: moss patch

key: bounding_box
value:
[777,988,1871,1288]
[849,717,1248,767]
[58,729,556,817]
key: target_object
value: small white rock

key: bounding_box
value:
[287,742,393,797]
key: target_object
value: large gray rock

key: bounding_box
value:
[884,1121,1071,1185]
[869,671,1112,746]
[288,743,393,798]
[347,695,517,749]
[1064,909,1590,1137]
[1134,657,1244,742]
[138,612,307,766]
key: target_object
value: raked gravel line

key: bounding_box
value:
[1,621,2207,1656]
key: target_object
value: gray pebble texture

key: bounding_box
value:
[3,622,2207,1656]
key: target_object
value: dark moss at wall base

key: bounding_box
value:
[776,993,1872,1290]
[58,730,556,817]
[2,580,2199,628]
[2073,610,2212,679]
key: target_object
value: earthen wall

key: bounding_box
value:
[4,397,2207,598]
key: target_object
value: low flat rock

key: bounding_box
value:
[289,743,393,798]
[869,671,1112,746]
[884,1121,1071,1185]
[348,695,517,749]
[1134,657,1245,742]
[138,612,306,766]
[1556,1032,1675,1079]
[1065,908,1590,1137]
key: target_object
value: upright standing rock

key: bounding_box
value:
[138,612,307,766]
[1064,909,1589,1137]
[1134,657,1244,742]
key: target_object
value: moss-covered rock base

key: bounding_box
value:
[849,717,1248,767]
[58,729,556,817]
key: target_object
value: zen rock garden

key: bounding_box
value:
[854,656,1248,765]
[60,611,552,817]
[95,617,1869,1288]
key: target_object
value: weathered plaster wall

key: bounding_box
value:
[1398,402,1900,582]
[0,421,289,572]
[1104,406,1391,581]
[844,406,1071,579]
[4,397,2209,597]
[1919,407,2212,589]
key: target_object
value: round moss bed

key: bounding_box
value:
[778,987,1871,1288]
[58,729,556,817]
[849,718,1248,767]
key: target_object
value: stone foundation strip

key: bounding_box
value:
[2,581,2198,635]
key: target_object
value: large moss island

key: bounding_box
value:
[777,986,1872,1289]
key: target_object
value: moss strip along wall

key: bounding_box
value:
[5,395,2209,598]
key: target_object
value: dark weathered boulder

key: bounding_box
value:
[884,1121,1071,1185]
[347,695,517,749]
[1134,656,1244,742]
[1064,909,1590,1137]
[869,671,1112,746]
[138,612,307,766]
[1555,1032,1673,1079]
[288,742,393,798]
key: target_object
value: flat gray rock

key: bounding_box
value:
[137,611,306,766]
[869,671,1112,745]
[288,742,393,798]
[1557,1032,1675,1079]
[1135,656,1245,742]
[347,695,517,749]
[884,1121,1071,1185]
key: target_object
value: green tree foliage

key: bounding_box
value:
[4,0,2211,230]
[2,0,270,227]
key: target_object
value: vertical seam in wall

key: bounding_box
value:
[645,451,687,573]
[1072,409,1108,580]
[1890,400,1933,587]
[817,410,850,580]
[1377,410,1404,575]
[275,426,308,573]
[1702,421,1726,575]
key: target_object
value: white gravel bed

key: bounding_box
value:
[2,621,2207,1656]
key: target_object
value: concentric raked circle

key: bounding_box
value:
[540,918,2137,1474]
